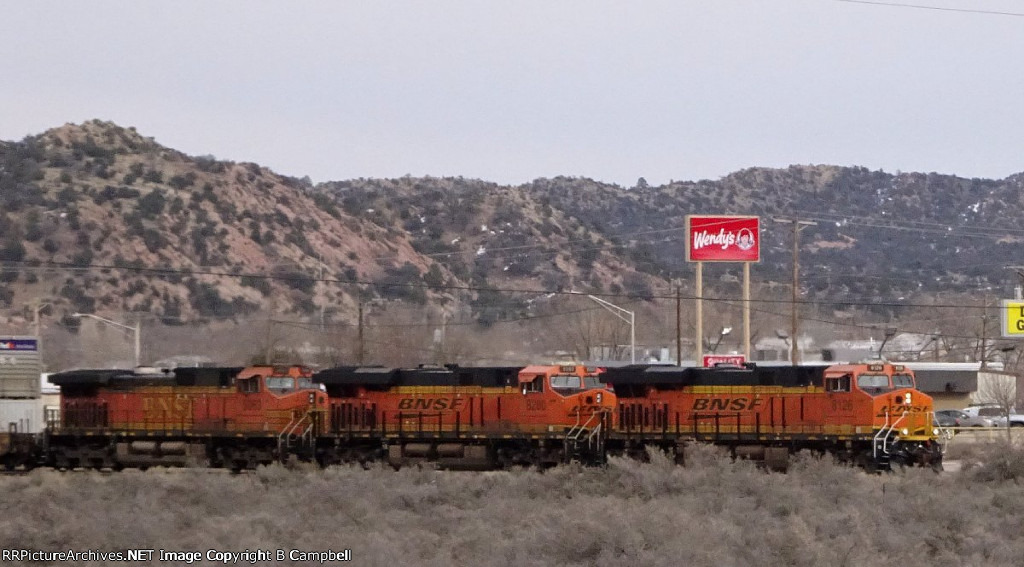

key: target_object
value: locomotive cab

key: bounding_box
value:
[237,365,326,404]
[826,362,941,468]
[235,366,328,440]
[518,365,615,427]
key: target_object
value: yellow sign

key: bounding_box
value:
[1002,300,1024,337]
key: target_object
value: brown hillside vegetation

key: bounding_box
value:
[2,445,1024,566]
[1,120,664,333]
[5,120,1024,367]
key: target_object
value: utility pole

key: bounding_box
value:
[1006,266,1024,298]
[32,298,51,339]
[134,315,141,368]
[318,256,326,333]
[357,303,365,365]
[32,298,51,372]
[774,218,816,365]
[981,298,989,369]
[675,284,682,365]
[264,316,273,365]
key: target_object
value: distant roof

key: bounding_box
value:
[913,370,977,394]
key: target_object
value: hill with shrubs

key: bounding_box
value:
[2,120,1022,335]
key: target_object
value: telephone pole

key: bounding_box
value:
[357,303,365,365]
[675,284,682,365]
[774,218,816,365]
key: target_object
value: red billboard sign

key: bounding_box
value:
[686,216,760,262]
[702,354,747,368]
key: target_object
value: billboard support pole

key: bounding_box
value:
[695,261,703,365]
[743,262,751,359]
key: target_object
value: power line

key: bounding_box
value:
[834,0,1024,17]
[4,258,1016,310]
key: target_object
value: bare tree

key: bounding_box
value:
[536,303,627,361]
[976,373,1018,444]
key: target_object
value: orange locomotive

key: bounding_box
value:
[48,365,327,471]
[601,362,942,470]
[314,364,615,468]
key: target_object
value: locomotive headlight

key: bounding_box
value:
[597,392,603,404]
[309,392,315,405]
[905,393,912,404]
[932,428,940,436]
[901,428,909,435]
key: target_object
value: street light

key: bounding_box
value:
[876,327,898,359]
[709,326,732,354]
[31,298,53,338]
[72,313,141,367]
[582,294,636,364]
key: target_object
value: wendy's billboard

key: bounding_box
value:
[686,215,760,262]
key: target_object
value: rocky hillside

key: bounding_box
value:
[1,120,1021,332]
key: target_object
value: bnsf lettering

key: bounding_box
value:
[570,405,603,416]
[142,396,192,419]
[397,398,466,411]
[692,398,763,411]
[876,405,928,417]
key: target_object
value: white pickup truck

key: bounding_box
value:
[964,404,1024,427]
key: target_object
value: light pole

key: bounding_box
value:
[73,313,141,367]
[709,326,732,354]
[32,298,53,338]
[584,294,636,364]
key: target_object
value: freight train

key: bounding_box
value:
[0,361,943,472]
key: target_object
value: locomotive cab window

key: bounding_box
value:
[582,376,603,390]
[296,377,316,390]
[825,375,851,392]
[550,374,583,395]
[892,374,914,389]
[856,374,891,394]
[266,377,296,393]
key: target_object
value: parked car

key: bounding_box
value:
[935,409,993,428]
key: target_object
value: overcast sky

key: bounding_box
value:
[3,1,1023,187]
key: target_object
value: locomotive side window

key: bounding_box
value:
[238,377,260,394]
[892,374,914,388]
[825,374,851,392]
[522,376,543,394]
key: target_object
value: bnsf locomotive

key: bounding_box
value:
[314,364,614,468]
[1,361,942,472]
[602,361,943,471]
[49,365,327,471]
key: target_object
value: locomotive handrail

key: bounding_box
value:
[873,410,909,460]
[565,408,610,462]
[886,411,909,455]
[279,411,316,451]
[873,410,891,461]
